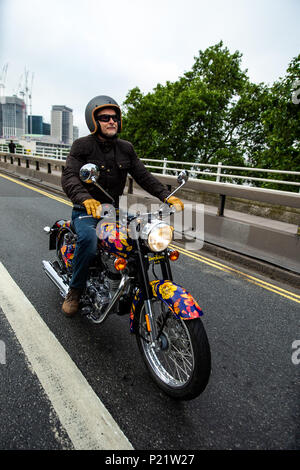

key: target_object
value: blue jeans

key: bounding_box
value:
[70,209,99,290]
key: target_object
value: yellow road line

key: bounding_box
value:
[171,243,300,304]
[172,243,300,298]
[1,171,299,304]
[0,172,72,206]
[171,244,233,273]
[245,278,300,304]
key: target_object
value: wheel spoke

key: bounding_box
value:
[168,345,193,378]
[139,300,195,387]
[170,343,193,370]
[166,352,190,381]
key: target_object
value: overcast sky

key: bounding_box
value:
[0,0,299,137]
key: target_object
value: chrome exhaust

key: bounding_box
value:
[42,260,69,298]
[90,274,132,324]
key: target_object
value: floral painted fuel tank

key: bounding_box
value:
[96,220,133,258]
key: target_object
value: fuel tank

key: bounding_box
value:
[96,220,133,258]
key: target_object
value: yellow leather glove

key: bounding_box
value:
[83,199,102,218]
[165,196,184,212]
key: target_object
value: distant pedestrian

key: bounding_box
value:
[8,140,16,154]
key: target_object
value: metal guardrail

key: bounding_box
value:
[1,144,299,191]
[143,158,300,190]
[1,151,299,212]
[149,173,300,211]
[0,144,68,160]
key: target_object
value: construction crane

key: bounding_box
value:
[15,73,24,97]
[28,72,34,133]
[15,67,34,133]
[0,63,8,97]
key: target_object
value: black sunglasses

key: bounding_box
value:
[96,114,118,122]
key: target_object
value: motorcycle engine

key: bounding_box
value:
[99,252,123,280]
[80,252,122,322]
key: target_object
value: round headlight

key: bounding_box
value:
[145,222,173,252]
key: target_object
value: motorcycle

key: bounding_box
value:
[43,164,211,400]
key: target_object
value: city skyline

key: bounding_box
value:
[0,94,79,144]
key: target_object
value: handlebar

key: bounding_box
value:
[78,203,176,221]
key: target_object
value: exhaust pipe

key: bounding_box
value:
[90,274,131,324]
[42,260,69,298]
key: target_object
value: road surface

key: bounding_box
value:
[0,172,299,451]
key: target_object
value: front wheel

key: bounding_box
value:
[136,299,211,400]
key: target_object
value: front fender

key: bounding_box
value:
[130,280,203,333]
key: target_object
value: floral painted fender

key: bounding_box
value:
[130,280,203,333]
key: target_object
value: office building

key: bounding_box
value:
[28,115,43,134]
[27,115,51,136]
[0,96,26,137]
[43,122,50,135]
[51,105,73,145]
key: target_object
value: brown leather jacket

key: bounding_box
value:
[61,135,170,206]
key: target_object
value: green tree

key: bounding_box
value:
[122,42,251,172]
[121,44,300,190]
[260,56,299,181]
[241,54,300,191]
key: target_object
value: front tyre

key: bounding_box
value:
[136,300,211,400]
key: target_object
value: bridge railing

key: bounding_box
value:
[0,144,69,159]
[1,144,300,191]
[0,151,299,211]
[142,158,300,191]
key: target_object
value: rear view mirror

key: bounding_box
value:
[177,170,189,185]
[79,163,100,183]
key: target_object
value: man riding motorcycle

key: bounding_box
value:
[61,95,184,316]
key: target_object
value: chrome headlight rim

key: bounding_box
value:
[141,221,173,253]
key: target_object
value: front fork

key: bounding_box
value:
[136,237,172,350]
[143,298,161,351]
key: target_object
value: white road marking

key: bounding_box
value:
[0,262,133,450]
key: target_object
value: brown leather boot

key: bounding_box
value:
[62,288,82,317]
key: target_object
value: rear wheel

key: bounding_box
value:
[136,299,211,400]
